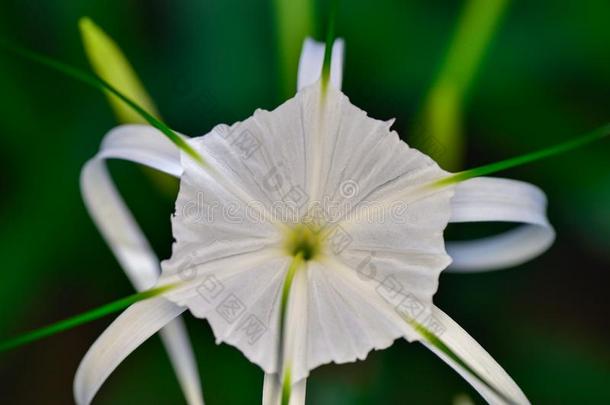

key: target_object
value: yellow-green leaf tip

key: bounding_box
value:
[79,16,160,124]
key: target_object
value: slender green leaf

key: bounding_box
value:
[413,0,510,170]
[273,0,314,98]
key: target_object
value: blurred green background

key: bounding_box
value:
[0,0,609,404]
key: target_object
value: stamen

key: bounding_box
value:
[431,123,610,188]
[281,367,292,405]
[277,253,305,405]
[344,123,609,223]
[0,284,176,352]
[0,39,206,166]
[406,316,516,405]
[280,253,305,327]
[321,0,339,88]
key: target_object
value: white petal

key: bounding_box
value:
[98,124,183,176]
[288,379,307,405]
[74,297,186,405]
[313,257,529,404]
[168,144,283,259]
[82,126,177,290]
[186,83,449,223]
[80,124,203,403]
[309,87,451,216]
[447,177,555,271]
[262,373,281,405]
[158,319,204,405]
[297,37,344,90]
[417,306,530,405]
[165,83,453,381]
[161,250,288,374]
[300,258,414,381]
[337,171,453,301]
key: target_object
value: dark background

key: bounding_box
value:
[0,0,608,403]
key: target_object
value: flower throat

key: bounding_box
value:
[284,224,322,261]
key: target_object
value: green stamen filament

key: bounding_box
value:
[405,316,516,404]
[0,284,175,353]
[281,367,292,405]
[321,0,339,89]
[431,123,610,188]
[0,39,205,166]
[277,252,305,405]
[280,252,305,326]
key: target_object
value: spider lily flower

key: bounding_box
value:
[72,35,558,405]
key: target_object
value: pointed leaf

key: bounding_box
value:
[79,17,160,124]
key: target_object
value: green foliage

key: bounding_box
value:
[79,17,161,124]
[0,0,608,403]
[412,0,509,171]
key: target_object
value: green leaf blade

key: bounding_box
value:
[79,17,160,124]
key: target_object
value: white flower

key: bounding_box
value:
[74,39,554,405]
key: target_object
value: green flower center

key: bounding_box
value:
[284,224,322,261]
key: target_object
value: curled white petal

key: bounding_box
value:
[158,320,204,405]
[79,124,202,404]
[297,37,344,90]
[262,373,281,405]
[262,374,307,405]
[97,124,183,177]
[447,177,555,272]
[288,379,307,405]
[418,306,530,405]
[81,125,181,290]
[74,297,187,405]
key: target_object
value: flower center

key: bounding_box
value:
[284,224,322,261]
